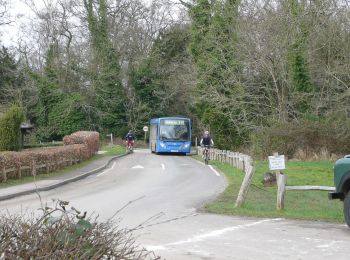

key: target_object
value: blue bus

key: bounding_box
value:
[150,117,191,154]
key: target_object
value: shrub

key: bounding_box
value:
[63,131,100,156]
[251,114,350,159]
[0,200,160,259]
[0,104,25,151]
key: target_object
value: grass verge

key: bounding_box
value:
[0,145,125,189]
[195,156,344,223]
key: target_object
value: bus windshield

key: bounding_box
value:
[159,119,190,141]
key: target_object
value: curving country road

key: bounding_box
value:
[1,149,350,260]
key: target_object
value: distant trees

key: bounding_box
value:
[0,0,349,155]
[83,0,126,135]
[128,24,196,135]
[0,0,11,26]
[0,47,22,104]
[184,0,350,154]
[187,0,247,148]
[2,0,183,141]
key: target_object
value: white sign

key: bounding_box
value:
[143,126,149,132]
[268,155,286,170]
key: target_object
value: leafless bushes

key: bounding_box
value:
[251,116,350,160]
[0,200,160,259]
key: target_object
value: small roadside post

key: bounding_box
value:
[106,133,113,146]
[143,126,148,144]
[268,152,287,210]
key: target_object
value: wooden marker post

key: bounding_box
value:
[277,173,287,209]
[268,152,287,210]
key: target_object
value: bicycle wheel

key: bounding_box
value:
[204,151,209,165]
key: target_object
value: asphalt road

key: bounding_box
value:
[1,149,349,259]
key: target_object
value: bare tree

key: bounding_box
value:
[0,0,12,26]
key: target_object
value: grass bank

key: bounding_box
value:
[196,156,344,223]
[0,145,125,189]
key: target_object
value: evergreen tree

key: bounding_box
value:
[33,45,88,141]
[0,104,25,151]
[188,0,245,149]
[84,0,126,136]
[286,0,314,113]
[0,46,22,104]
[130,24,195,126]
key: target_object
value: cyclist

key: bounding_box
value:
[200,130,214,159]
[125,130,135,152]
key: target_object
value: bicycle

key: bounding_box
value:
[126,140,134,154]
[203,145,210,165]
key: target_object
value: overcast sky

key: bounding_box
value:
[1,0,175,47]
[0,0,43,47]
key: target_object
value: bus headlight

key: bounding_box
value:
[160,142,166,148]
[183,143,190,148]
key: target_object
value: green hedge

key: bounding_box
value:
[0,104,25,151]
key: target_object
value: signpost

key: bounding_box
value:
[143,126,148,144]
[268,154,286,171]
[268,153,287,210]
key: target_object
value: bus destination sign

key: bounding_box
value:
[163,120,185,125]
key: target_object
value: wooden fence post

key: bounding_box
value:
[235,165,255,207]
[277,173,287,210]
[2,166,6,182]
[32,160,36,177]
[46,162,50,174]
[239,154,244,170]
[17,165,22,179]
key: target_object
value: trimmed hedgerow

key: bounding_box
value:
[0,104,25,151]
[0,131,100,182]
[63,131,100,157]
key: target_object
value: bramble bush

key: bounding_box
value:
[0,200,160,259]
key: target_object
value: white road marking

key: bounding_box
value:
[208,165,220,177]
[161,164,165,170]
[97,162,116,177]
[132,165,144,169]
[316,241,338,249]
[145,218,283,251]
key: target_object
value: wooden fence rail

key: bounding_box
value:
[197,147,255,207]
[285,186,335,191]
[196,147,335,210]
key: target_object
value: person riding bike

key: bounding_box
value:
[200,131,214,160]
[125,130,135,152]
